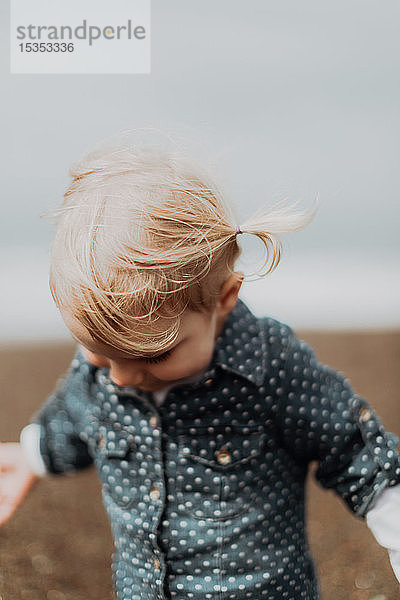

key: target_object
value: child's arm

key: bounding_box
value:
[0,349,96,526]
[277,327,400,579]
[0,441,39,526]
[31,349,95,475]
[280,330,400,515]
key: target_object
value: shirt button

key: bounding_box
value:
[150,485,161,501]
[153,556,161,569]
[360,407,372,423]
[215,447,232,465]
[150,415,158,427]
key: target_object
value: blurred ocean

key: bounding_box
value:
[1,245,399,343]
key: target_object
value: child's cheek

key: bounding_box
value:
[153,344,214,381]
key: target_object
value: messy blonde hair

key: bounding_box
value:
[50,144,313,354]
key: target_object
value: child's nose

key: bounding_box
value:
[108,361,144,387]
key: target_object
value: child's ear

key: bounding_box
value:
[216,272,244,317]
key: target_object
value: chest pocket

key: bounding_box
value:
[91,423,138,509]
[176,425,266,520]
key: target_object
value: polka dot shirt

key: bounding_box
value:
[34,300,400,600]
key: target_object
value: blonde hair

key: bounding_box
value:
[50,144,313,354]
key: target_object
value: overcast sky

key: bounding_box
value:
[1,1,399,339]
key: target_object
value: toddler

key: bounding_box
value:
[1,143,400,600]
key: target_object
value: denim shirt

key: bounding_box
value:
[34,300,400,600]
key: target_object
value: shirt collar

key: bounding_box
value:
[213,299,268,387]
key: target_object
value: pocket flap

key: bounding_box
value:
[97,427,135,459]
[179,424,264,468]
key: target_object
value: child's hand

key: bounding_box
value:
[0,442,39,526]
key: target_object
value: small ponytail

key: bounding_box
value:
[233,201,317,275]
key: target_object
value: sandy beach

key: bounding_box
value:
[0,331,399,600]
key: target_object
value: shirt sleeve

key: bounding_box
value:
[280,331,400,517]
[32,349,94,475]
[366,484,400,582]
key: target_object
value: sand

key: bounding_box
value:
[0,331,399,600]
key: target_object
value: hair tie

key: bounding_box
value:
[235,226,243,235]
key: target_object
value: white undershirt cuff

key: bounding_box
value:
[20,423,48,477]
